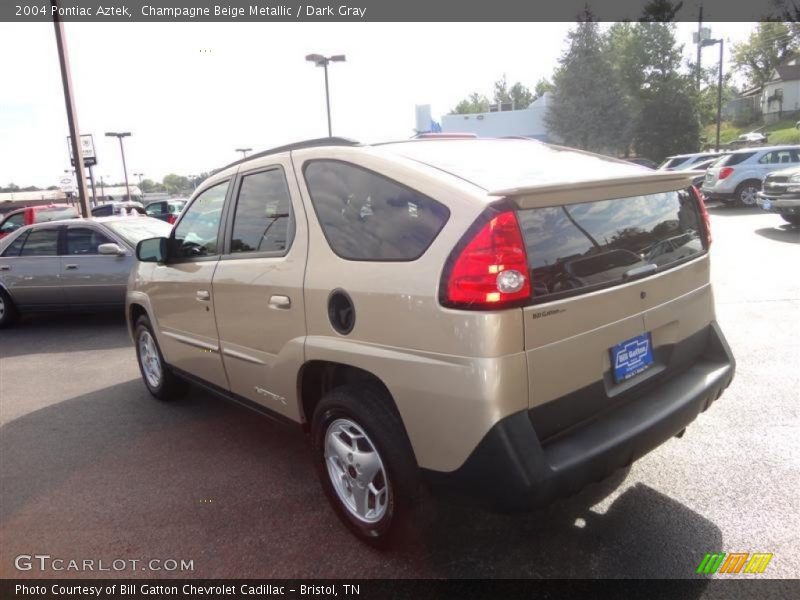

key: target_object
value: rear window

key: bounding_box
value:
[34,206,78,222]
[516,189,705,300]
[712,152,756,167]
[659,157,691,169]
[303,160,450,261]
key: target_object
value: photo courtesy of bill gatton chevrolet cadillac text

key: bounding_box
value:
[126,137,735,544]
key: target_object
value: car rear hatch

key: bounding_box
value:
[495,171,714,442]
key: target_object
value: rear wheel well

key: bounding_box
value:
[299,361,401,427]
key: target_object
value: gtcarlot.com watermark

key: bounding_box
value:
[14,554,194,573]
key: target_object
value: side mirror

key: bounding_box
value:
[136,237,169,263]
[98,243,126,256]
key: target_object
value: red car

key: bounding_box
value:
[0,204,80,239]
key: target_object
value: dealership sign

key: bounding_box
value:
[67,134,97,167]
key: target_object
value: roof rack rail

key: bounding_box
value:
[219,137,360,171]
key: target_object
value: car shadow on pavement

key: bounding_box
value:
[755,225,800,244]
[0,312,130,359]
[706,205,764,217]
[0,379,721,582]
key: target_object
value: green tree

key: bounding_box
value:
[162,173,190,194]
[452,92,490,115]
[732,22,800,88]
[533,78,555,99]
[493,74,535,109]
[545,13,629,154]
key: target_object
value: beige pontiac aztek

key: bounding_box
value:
[127,137,735,544]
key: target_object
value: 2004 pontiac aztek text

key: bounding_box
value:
[126,137,735,544]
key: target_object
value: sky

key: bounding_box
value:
[0,21,756,188]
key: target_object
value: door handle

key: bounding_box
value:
[65,264,79,270]
[0,265,10,271]
[196,290,211,301]
[269,295,291,309]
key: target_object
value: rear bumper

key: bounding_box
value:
[423,322,735,511]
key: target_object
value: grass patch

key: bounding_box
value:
[703,117,800,146]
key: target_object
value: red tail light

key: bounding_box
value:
[718,167,734,180]
[167,214,177,225]
[692,186,712,247]
[442,209,531,309]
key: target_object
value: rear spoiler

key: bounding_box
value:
[490,170,704,209]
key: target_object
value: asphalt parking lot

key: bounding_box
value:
[1,204,798,579]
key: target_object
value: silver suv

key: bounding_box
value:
[701,145,800,206]
[127,137,735,544]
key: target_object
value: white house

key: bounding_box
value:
[761,57,800,123]
[415,93,556,141]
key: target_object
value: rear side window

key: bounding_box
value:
[713,152,756,167]
[516,189,704,300]
[303,160,450,261]
[145,202,165,216]
[230,168,294,255]
[19,229,60,256]
[758,149,799,165]
[35,206,78,222]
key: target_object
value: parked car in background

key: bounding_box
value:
[756,166,800,226]
[658,152,721,171]
[626,157,657,169]
[0,204,79,240]
[689,158,718,189]
[144,198,188,224]
[125,137,733,544]
[0,216,171,327]
[702,145,800,206]
[91,201,146,217]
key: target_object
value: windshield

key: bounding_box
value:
[105,218,172,246]
[35,206,79,222]
[658,157,691,170]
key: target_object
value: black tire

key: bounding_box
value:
[0,287,18,329]
[134,315,187,401]
[311,384,425,546]
[735,180,761,207]
[781,214,800,226]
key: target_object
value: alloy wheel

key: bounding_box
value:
[138,330,162,389]
[740,185,759,206]
[324,418,390,523]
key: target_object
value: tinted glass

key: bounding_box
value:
[1,213,25,233]
[66,228,114,255]
[19,228,60,256]
[145,202,165,216]
[173,182,228,258]
[106,219,172,246]
[516,189,704,300]
[92,205,113,216]
[2,231,29,256]
[304,161,450,261]
[714,152,756,167]
[231,169,294,254]
[759,149,799,164]
[35,206,78,222]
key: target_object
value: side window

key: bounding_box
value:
[145,202,164,216]
[303,161,450,261]
[173,181,228,258]
[66,228,114,255]
[760,150,796,164]
[230,168,294,255]
[19,229,60,256]
[2,231,29,257]
[1,213,25,234]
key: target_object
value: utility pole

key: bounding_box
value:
[701,36,725,152]
[305,54,346,137]
[51,0,90,218]
[87,166,97,206]
[695,5,703,88]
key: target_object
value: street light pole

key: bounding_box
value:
[701,37,724,152]
[305,53,346,137]
[235,148,252,159]
[134,172,144,198]
[105,132,132,201]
